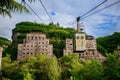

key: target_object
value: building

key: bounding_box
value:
[63,17,105,62]
[0,47,3,70]
[17,32,53,60]
[63,36,105,62]
[63,38,73,55]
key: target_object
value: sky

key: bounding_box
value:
[0,0,120,40]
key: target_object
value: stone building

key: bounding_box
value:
[63,17,105,62]
[17,32,53,60]
[63,38,73,55]
[63,36,105,62]
[0,47,3,70]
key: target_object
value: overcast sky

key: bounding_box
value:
[0,0,120,40]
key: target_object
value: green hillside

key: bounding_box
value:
[12,21,76,58]
[0,37,11,48]
[0,37,12,58]
[96,32,120,55]
[11,22,120,59]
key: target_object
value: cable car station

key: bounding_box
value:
[63,17,105,62]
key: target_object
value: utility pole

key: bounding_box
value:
[77,16,81,32]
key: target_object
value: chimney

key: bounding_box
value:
[77,17,80,32]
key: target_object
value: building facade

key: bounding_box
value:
[0,47,3,70]
[63,37,105,62]
[17,32,53,60]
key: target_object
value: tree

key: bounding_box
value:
[82,60,104,80]
[47,56,61,80]
[0,0,36,17]
[104,51,120,80]
[59,54,83,80]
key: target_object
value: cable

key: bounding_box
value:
[24,1,44,23]
[39,0,53,23]
[81,0,120,20]
[65,19,76,25]
[65,0,107,26]
[80,0,107,18]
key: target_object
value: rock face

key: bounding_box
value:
[17,32,53,60]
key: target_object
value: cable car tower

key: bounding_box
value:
[73,17,86,53]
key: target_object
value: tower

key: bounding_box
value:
[77,17,81,32]
[73,17,86,52]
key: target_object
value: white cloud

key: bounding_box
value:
[0,0,120,40]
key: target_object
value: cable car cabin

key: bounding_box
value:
[73,32,86,52]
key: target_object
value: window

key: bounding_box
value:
[81,36,84,39]
[31,36,33,40]
[77,36,79,39]
[43,37,44,40]
[39,37,41,40]
[35,36,37,40]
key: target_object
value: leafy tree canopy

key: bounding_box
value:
[96,32,120,55]
[0,0,31,17]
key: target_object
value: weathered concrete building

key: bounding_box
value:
[64,17,105,62]
[0,47,3,70]
[17,32,53,60]
[63,37,105,62]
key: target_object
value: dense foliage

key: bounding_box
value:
[12,22,75,58]
[0,0,29,17]
[96,32,120,55]
[0,37,11,48]
[0,37,17,60]
[2,52,120,80]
